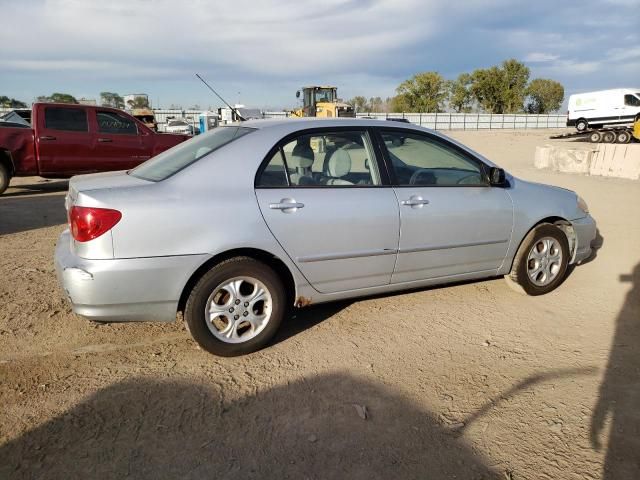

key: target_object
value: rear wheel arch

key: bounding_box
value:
[177,248,296,315]
[0,150,15,176]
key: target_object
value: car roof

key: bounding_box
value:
[240,117,427,132]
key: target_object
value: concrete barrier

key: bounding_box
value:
[590,144,640,180]
[534,144,640,180]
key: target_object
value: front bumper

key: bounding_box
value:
[54,230,209,322]
[571,214,597,264]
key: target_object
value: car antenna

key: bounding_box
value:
[195,73,246,121]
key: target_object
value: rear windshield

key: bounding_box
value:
[130,126,254,181]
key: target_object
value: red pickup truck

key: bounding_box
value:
[0,103,190,194]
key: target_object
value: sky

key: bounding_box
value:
[0,0,638,110]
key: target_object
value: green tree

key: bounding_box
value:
[368,96,384,113]
[470,59,530,113]
[470,66,505,113]
[501,59,530,113]
[348,96,369,112]
[389,94,411,113]
[448,73,474,113]
[99,92,125,109]
[525,78,564,114]
[0,96,27,108]
[37,93,78,104]
[127,96,149,109]
[394,71,449,112]
[50,93,78,104]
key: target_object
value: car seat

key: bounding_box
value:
[289,138,315,185]
[322,149,353,185]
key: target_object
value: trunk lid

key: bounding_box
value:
[66,170,151,210]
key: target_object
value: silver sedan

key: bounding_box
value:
[54,119,597,356]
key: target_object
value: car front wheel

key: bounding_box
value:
[185,257,286,356]
[505,224,570,296]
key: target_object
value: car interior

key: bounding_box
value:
[257,130,487,187]
[382,133,486,186]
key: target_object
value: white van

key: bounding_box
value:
[567,88,640,131]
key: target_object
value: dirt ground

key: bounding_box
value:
[1,130,639,479]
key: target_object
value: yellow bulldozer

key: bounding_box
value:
[291,86,355,118]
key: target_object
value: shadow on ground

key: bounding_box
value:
[2,179,69,198]
[591,262,640,478]
[0,191,67,235]
[0,373,502,479]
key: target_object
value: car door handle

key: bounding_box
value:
[401,197,429,207]
[269,198,304,212]
[39,135,56,141]
[97,138,113,143]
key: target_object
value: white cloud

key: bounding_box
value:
[0,0,638,105]
[524,52,559,62]
[0,0,455,77]
[607,46,640,62]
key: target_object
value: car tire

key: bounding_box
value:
[505,223,570,296]
[185,257,286,356]
[576,119,588,132]
[0,163,10,195]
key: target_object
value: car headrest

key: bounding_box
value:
[290,143,314,168]
[327,149,351,178]
[289,154,314,168]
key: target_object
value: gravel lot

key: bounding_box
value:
[1,130,638,479]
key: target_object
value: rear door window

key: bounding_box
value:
[44,107,88,132]
[256,130,381,187]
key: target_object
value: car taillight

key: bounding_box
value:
[69,206,122,242]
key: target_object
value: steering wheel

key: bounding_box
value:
[456,173,481,185]
[409,169,435,185]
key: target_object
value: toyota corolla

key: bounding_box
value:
[54,119,596,356]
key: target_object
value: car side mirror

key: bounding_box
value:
[489,167,507,186]
[296,90,301,99]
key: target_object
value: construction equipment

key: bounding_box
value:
[291,86,355,118]
[131,108,157,131]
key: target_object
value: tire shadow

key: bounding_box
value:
[2,179,69,198]
[0,374,502,479]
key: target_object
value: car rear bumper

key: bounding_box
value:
[572,215,597,264]
[54,230,208,322]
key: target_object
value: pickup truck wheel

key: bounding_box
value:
[184,257,286,357]
[0,164,10,195]
[505,224,570,296]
